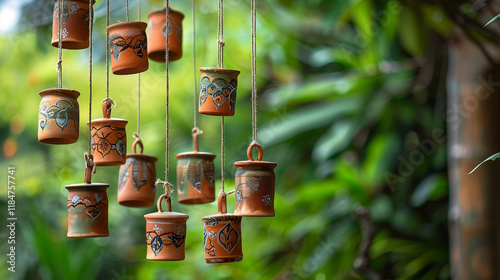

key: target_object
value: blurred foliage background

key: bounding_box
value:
[0,0,454,279]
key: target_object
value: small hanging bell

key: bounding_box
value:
[52,0,95,49]
[87,100,128,166]
[234,143,277,217]
[66,162,109,238]
[147,7,184,62]
[107,21,149,75]
[202,193,243,263]
[199,68,240,116]
[38,88,80,144]
[144,194,189,261]
[118,138,157,207]
[176,130,216,204]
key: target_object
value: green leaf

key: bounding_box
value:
[468,152,500,174]
[484,14,500,27]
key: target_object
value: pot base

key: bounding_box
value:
[119,199,154,208]
[38,136,78,145]
[51,39,89,50]
[178,197,215,205]
[112,65,149,75]
[148,50,181,62]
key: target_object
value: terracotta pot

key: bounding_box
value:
[199,68,240,116]
[144,194,189,261]
[38,88,80,145]
[108,21,149,75]
[147,7,184,62]
[176,130,216,204]
[234,143,277,217]
[66,182,109,238]
[202,193,243,263]
[87,101,128,166]
[118,138,157,207]
[52,0,95,49]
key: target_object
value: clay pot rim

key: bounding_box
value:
[65,182,109,190]
[234,160,277,169]
[202,213,241,221]
[126,153,158,162]
[107,21,147,32]
[148,7,185,19]
[144,211,189,219]
[39,88,80,99]
[175,151,216,159]
[53,0,96,4]
[86,118,128,125]
[200,67,241,75]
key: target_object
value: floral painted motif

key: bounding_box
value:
[110,34,147,62]
[39,99,78,132]
[91,125,126,158]
[67,193,107,221]
[146,224,186,256]
[199,76,238,111]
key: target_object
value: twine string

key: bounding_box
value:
[126,0,130,22]
[163,1,171,192]
[221,116,225,193]
[106,0,110,99]
[251,0,258,143]
[137,0,141,135]
[217,0,224,68]
[88,0,93,155]
[192,0,198,130]
[57,0,63,87]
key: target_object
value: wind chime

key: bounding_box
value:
[66,0,109,238]
[144,2,189,261]
[175,0,216,205]
[147,2,184,62]
[117,0,158,208]
[199,0,243,263]
[38,0,86,145]
[88,0,131,167]
[234,0,277,217]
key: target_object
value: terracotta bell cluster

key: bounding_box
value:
[41,0,277,264]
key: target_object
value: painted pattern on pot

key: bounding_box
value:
[234,143,277,217]
[176,152,216,204]
[88,101,128,166]
[66,183,109,238]
[147,7,184,62]
[144,195,189,261]
[199,68,240,116]
[52,0,95,49]
[202,214,243,263]
[118,139,157,207]
[108,21,148,75]
[38,88,80,145]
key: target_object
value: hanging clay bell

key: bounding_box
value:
[234,143,277,217]
[147,7,184,62]
[38,88,80,144]
[118,138,157,207]
[52,0,95,49]
[144,194,189,261]
[87,100,128,166]
[199,68,240,116]
[202,193,243,263]
[176,130,216,204]
[108,21,149,75]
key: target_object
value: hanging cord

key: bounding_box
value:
[192,0,198,130]
[126,0,130,22]
[158,1,172,194]
[137,0,141,136]
[56,0,63,87]
[217,0,224,68]
[220,117,225,193]
[251,0,258,144]
[84,0,95,183]
[106,0,110,99]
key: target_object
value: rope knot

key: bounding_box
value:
[56,59,62,73]
[101,97,116,108]
[192,127,203,136]
[133,132,142,142]
[84,153,96,174]
[217,40,226,47]
[155,179,174,195]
